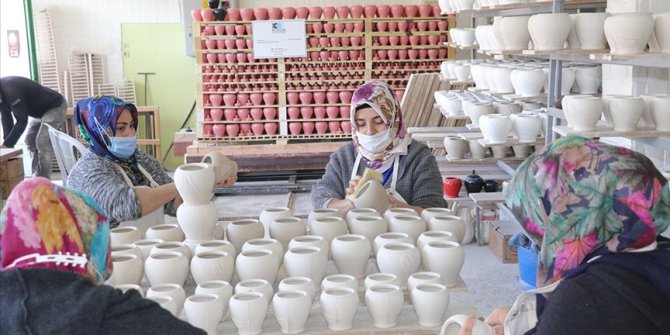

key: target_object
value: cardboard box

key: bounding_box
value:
[0,158,24,180]
[173,131,196,156]
[1,174,24,199]
[488,220,521,263]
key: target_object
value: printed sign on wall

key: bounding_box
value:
[252,20,306,59]
[7,30,19,57]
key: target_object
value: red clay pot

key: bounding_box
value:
[443,177,462,198]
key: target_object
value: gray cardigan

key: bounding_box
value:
[311,140,447,209]
[68,150,177,227]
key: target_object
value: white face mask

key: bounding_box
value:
[356,128,393,153]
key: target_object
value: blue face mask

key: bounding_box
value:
[108,136,137,159]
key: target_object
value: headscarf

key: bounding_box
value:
[74,96,148,186]
[0,177,112,284]
[506,136,670,286]
[350,81,411,171]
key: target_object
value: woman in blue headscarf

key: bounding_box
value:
[67,96,234,231]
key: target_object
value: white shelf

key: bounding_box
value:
[552,126,670,138]
[477,138,545,147]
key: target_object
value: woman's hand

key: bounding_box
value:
[346,175,363,196]
[326,198,355,215]
[484,307,509,335]
[389,196,424,215]
[456,308,509,335]
[214,176,237,188]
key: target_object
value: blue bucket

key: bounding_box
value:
[517,240,538,289]
[510,233,538,289]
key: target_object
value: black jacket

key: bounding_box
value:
[528,239,670,335]
[0,76,65,147]
[0,268,205,335]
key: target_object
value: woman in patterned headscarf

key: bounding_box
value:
[0,178,204,334]
[459,136,670,335]
[67,96,234,231]
[311,81,446,214]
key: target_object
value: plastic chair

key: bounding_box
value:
[45,124,89,186]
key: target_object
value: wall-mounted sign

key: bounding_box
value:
[7,30,19,57]
[252,20,306,59]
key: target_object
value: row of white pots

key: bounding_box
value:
[439,0,544,13]
[107,206,468,285]
[472,12,669,55]
[444,135,536,160]
[122,269,455,335]
[442,59,602,96]
[562,94,670,132]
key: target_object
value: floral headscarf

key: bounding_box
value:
[74,96,147,186]
[506,136,670,286]
[1,178,112,283]
[350,81,410,171]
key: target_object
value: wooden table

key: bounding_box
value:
[0,148,22,162]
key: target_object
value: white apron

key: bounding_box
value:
[116,164,165,234]
[352,153,407,204]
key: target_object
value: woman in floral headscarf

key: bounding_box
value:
[311,81,446,214]
[67,96,234,231]
[459,136,670,335]
[0,178,204,334]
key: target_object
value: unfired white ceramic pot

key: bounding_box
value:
[330,234,371,278]
[609,96,644,132]
[412,283,450,327]
[174,163,215,205]
[528,13,571,51]
[428,215,466,244]
[479,114,512,144]
[365,284,404,328]
[229,292,268,335]
[177,201,218,242]
[283,246,328,285]
[353,180,390,214]
[195,280,233,320]
[144,251,189,286]
[320,287,359,331]
[499,16,530,50]
[185,294,225,335]
[272,290,312,335]
[441,314,494,335]
[422,240,464,287]
[376,242,421,284]
[604,13,654,55]
[147,283,186,316]
[269,217,307,251]
[278,276,316,302]
[190,250,234,285]
[574,12,610,50]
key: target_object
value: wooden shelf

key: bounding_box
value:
[193,15,453,144]
[477,138,545,147]
[552,126,670,138]
[286,118,350,122]
[286,103,350,107]
[203,105,280,109]
[204,120,279,124]
[445,42,476,50]
[374,45,448,50]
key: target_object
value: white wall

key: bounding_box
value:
[1,0,31,77]
[32,0,183,83]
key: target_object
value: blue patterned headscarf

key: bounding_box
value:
[506,136,670,285]
[74,96,147,186]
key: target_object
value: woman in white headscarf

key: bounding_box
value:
[311,80,446,214]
